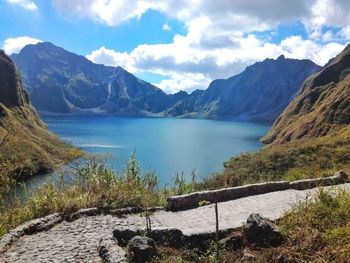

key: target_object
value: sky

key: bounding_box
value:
[1,0,350,94]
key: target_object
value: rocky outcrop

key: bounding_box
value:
[166,171,348,211]
[263,44,350,144]
[127,236,157,263]
[0,50,29,108]
[244,213,282,247]
[0,50,81,178]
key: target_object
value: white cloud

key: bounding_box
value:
[280,35,345,65]
[6,0,38,11]
[56,0,350,93]
[305,0,350,40]
[2,36,42,55]
[155,73,211,94]
[162,23,171,31]
[52,0,166,26]
[86,46,132,70]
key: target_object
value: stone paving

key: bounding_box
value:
[1,183,350,262]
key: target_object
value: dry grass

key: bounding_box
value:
[203,126,350,189]
[152,189,350,263]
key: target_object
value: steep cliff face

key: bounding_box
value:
[262,44,350,144]
[0,51,81,178]
[0,50,30,108]
[165,55,320,121]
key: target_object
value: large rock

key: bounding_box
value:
[113,227,184,248]
[244,213,282,247]
[114,229,142,246]
[149,227,184,248]
[127,236,156,263]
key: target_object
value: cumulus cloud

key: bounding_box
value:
[5,0,38,11]
[2,36,42,55]
[306,0,350,38]
[56,0,349,93]
[86,46,132,70]
[281,36,345,65]
[52,0,166,26]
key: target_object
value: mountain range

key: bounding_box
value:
[165,55,320,120]
[11,42,185,116]
[12,42,320,121]
[0,50,80,178]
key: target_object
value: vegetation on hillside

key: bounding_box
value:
[0,106,82,193]
[203,126,350,189]
[0,50,82,189]
[262,44,350,144]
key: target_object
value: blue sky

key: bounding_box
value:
[1,0,350,93]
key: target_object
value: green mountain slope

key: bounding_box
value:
[263,44,350,144]
[0,50,81,180]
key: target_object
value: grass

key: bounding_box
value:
[1,107,350,262]
[0,153,199,237]
[203,126,350,189]
[0,105,82,184]
[151,189,350,263]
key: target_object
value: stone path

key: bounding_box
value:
[1,183,350,262]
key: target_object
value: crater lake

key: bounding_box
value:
[24,115,271,189]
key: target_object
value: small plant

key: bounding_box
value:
[139,209,153,236]
[198,200,211,207]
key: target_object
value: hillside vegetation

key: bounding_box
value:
[204,126,350,189]
[154,189,350,263]
[263,44,350,144]
[205,44,350,189]
[0,50,82,191]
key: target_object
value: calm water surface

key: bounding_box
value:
[23,115,271,190]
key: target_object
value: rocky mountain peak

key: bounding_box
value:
[0,50,29,108]
[262,43,350,144]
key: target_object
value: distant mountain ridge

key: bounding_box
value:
[262,44,350,144]
[165,55,321,121]
[12,42,183,116]
[12,42,320,121]
[0,50,80,178]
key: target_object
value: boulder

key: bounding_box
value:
[127,236,156,263]
[149,227,184,248]
[219,231,244,250]
[244,213,282,247]
[113,229,141,246]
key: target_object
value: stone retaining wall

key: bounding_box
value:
[0,206,162,254]
[166,171,349,211]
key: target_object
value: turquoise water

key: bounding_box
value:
[24,115,271,189]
